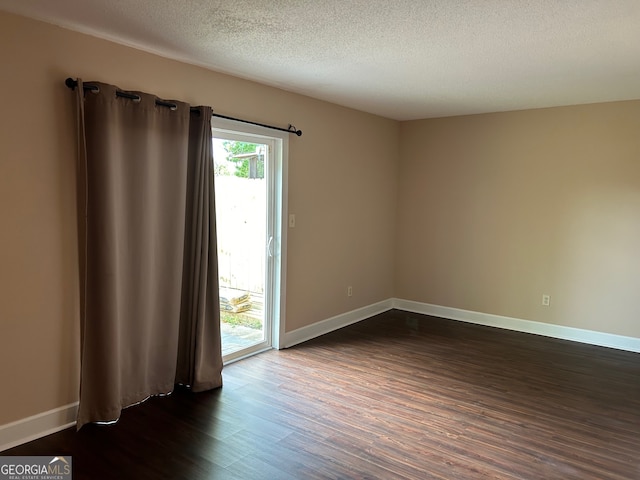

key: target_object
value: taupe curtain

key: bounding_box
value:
[75,80,222,429]
[176,104,222,391]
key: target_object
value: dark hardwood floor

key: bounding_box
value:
[3,310,640,479]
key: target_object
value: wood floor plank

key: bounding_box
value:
[2,310,639,479]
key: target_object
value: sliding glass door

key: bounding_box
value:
[212,123,286,363]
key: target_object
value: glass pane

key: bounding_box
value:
[213,138,267,357]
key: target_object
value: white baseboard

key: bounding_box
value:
[283,299,394,348]
[283,297,640,353]
[0,402,78,452]
[393,298,640,353]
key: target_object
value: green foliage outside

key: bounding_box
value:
[222,141,264,178]
[220,311,262,329]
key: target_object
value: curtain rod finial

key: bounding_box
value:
[288,124,303,136]
[65,78,78,90]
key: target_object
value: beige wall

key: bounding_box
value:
[0,11,398,425]
[396,102,640,338]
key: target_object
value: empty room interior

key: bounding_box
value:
[0,1,639,479]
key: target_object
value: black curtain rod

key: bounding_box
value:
[65,78,302,136]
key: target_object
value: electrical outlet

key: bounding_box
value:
[347,286,353,297]
[542,294,550,306]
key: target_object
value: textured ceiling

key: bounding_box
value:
[2,0,640,120]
